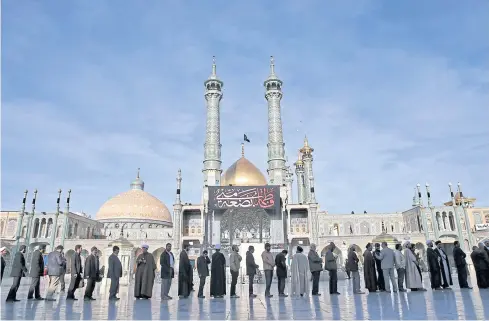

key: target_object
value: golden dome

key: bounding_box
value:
[221,145,267,186]
[95,170,172,225]
[299,136,314,155]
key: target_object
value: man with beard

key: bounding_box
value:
[373,243,385,291]
[426,240,442,290]
[27,245,45,300]
[134,244,156,299]
[84,247,101,301]
[210,244,226,298]
[160,243,174,300]
[197,250,211,298]
[452,241,471,289]
[275,249,288,297]
[178,244,191,299]
[66,244,83,300]
[434,241,452,289]
[108,246,123,300]
[363,243,377,293]
[246,245,259,298]
[6,245,28,302]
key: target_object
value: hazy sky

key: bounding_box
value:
[2,1,488,216]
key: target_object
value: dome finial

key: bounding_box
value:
[241,143,245,157]
[208,56,218,80]
[130,168,145,191]
[137,167,140,179]
[270,56,275,76]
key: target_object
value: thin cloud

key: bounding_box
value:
[2,1,488,215]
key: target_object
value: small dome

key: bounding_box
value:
[95,170,172,225]
[372,233,399,244]
[221,145,267,186]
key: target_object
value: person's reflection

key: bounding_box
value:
[353,292,364,320]
[366,294,381,320]
[82,301,93,320]
[312,295,324,320]
[399,292,409,318]
[52,299,62,320]
[382,295,397,320]
[65,299,80,320]
[132,298,152,320]
[229,295,239,319]
[159,301,171,320]
[329,294,341,320]
[407,292,428,319]
[24,300,41,320]
[433,291,457,319]
[108,300,118,320]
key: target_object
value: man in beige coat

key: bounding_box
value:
[261,243,275,297]
[229,245,242,298]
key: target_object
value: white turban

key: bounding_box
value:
[215,244,221,249]
[426,240,433,246]
[402,241,410,248]
[141,244,149,249]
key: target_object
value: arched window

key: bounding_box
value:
[333,223,339,236]
[448,212,455,231]
[21,226,27,238]
[473,212,482,224]
[40,218,46,237]
[436,212,441,230]
[33,219,40,238]
[46,218,53,237]
[360,222,369,234]
[73,223,78,236]
[442,212,448,230]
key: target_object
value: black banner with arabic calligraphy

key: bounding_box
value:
[208,186,280,211]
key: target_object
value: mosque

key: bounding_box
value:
[1,57,488,283]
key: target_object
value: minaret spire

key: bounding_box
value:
[203,56,223,186]
[241,143,245,157]
[264,56,286,185]
[294,151,306,203]
[300,136,315,203]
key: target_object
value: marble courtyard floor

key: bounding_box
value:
[1,274,489,320]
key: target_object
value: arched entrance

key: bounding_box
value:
[220,208,271,247]
[321,244,344,266]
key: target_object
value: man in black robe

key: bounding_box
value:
[426,240,442,290]
[6,245,28,302]
[452,241,471,289]
[434,240,452,289]
[363,243,377,293]
[28,244,45,300]
[84,247,100,301]
[134,244,156,299]
[178,244,191,298]
[275,250,288,297]
[210,244,226,298]
[67,244,83,300]
[374,243,385,291]
[108,246,122,300]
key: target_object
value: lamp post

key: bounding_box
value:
[24,189,38,251]
[50,189,62,251]
[13,190,29,254]
[61,189,71,247]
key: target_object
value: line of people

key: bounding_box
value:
[4,244,123,302]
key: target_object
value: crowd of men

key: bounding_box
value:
[0,239,488,302]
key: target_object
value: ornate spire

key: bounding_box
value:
[175,169,182,204]
[241,143,245,158]
[294,150,304,166]
[208,56,218,80]
[300,135,314,156]
[130,168,145,191]
[412,187,419,207]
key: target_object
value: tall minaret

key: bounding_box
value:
[294,151,306,204]
[203,56,223,186]
[264,56,287,185]
[300,136,314,203]
[173,169,183,252]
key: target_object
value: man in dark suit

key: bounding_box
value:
[196,250,211,298]
[453,241,471,289]
[6,245,28,302]
[67,244,83,300]
[1,246,7,284]
[275,249,288,297]
[84,247,100,301]
[59,250,67,292]
[246,245,259,298]
[160,243,174,300]
[108,246,122,300]
[28,244,46,300]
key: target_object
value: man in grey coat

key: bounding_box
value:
[374,241,398,292]
[45,245,65,301]
[108,246,122,300]
[324,242,340,295]
[308,244,323,296]
[6,245,28,302]
[28,244,46,300]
